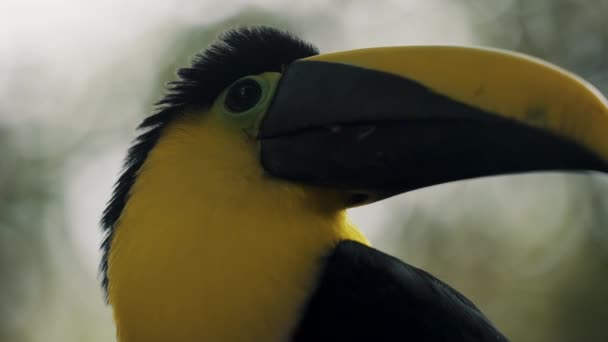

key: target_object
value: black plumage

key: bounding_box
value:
[292,241,508,341]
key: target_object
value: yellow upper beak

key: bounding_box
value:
[306,46,608,161]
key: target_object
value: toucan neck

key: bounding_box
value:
[107,119,368,341]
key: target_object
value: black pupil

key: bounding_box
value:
[225,79,262,113]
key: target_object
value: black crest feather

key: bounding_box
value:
[100,26,319,296]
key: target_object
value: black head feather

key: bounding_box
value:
[100,26,319,297]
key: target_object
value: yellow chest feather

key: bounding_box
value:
[107,114,368,341]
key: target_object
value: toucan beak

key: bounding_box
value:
[258,46,608,206]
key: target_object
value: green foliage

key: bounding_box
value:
[0,127,52,342]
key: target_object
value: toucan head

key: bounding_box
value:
[101,25,608,309]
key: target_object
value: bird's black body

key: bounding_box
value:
[293,241,508,341]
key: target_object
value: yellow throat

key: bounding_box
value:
[107,109,369,342]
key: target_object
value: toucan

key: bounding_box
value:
[100,26,608,341]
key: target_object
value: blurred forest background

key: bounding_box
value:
[1,0,607,341]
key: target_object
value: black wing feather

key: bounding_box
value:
[291,240,509,341]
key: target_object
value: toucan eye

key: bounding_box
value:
[224,78,263,113]
[216,73,278,125]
